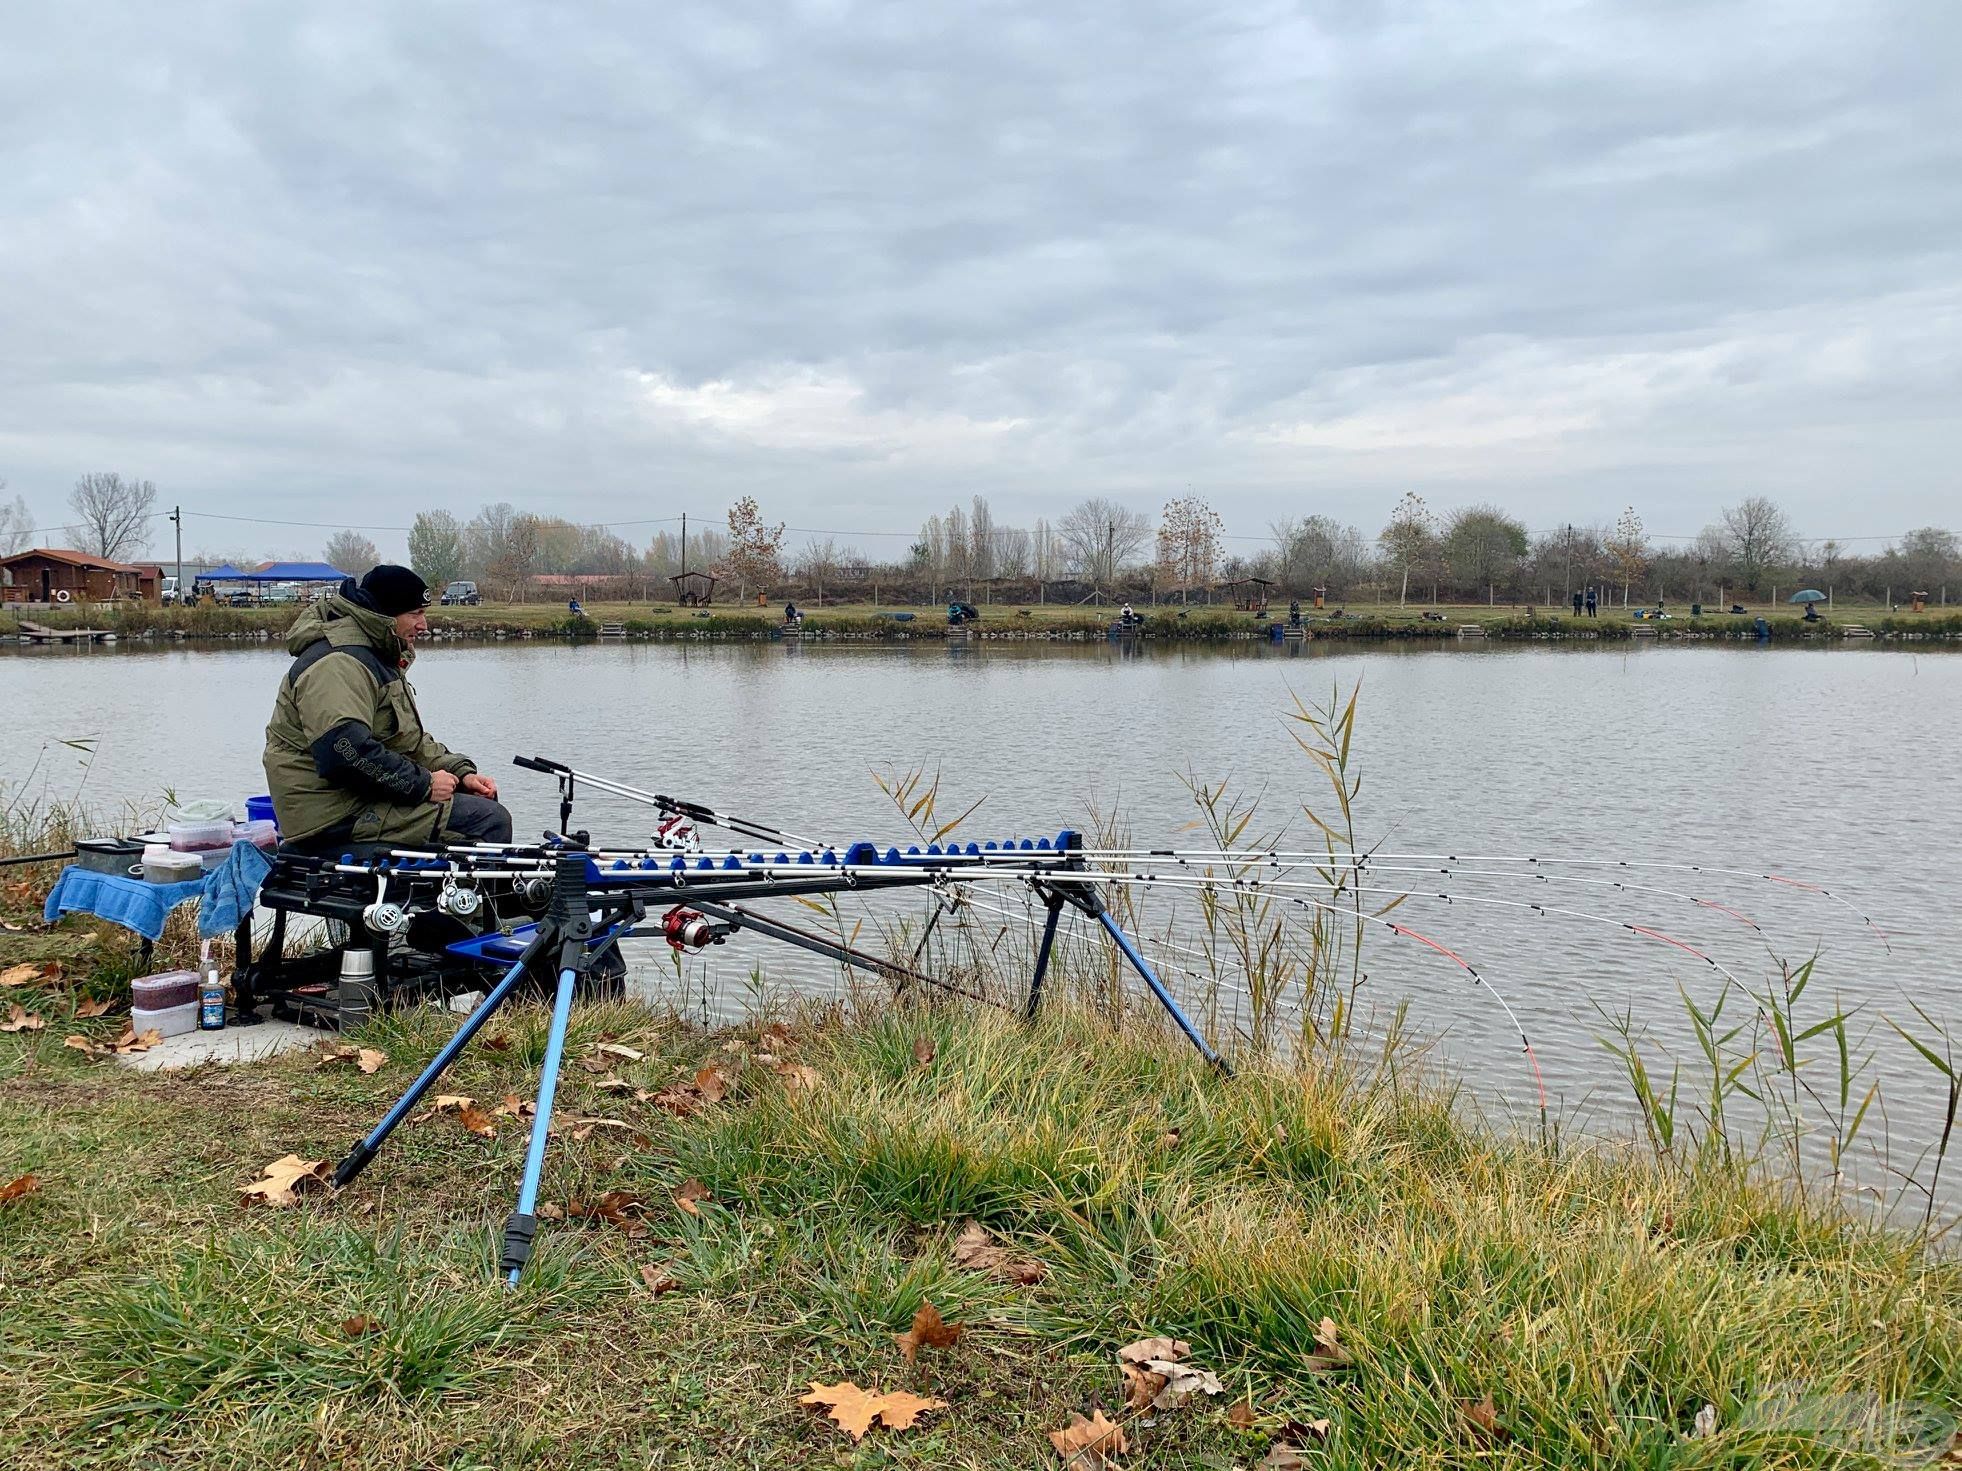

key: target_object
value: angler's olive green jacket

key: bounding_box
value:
[262,593,476,846]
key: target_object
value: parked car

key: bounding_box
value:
[261,582,302,604]
[441,580,481,606]
[160,575,180,605]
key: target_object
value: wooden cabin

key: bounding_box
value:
[0,548,158,604]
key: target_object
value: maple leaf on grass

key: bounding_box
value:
[594,1041,644,1062]
[0,963,46,988]
[671,1178,713,1216]
[894,1300,965,1363]
[772,1061,822,1094]
[638,1263,678,1294]
[112,1027,163,1054]
[455,1104,497,1138]
[0,1173,41,1206]
[239,1155,332,1208]
[912,1035,936,1067]
[63,1034,105,1058]
[1460,1392,1505,1441]
[1,1004,46,1033]
[73,996,113,1019]
[800,1381,947,1441]
[342,1314,383,1337]
[569,1190,647,1235]
[952,1220,1046,1284]
[693,1063,730,1103]
[1117,1336,1191,1365]
[316,1043,388,1074]
[1049,1409,1128,1467]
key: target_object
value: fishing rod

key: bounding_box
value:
[511,756,824,849]
[0,848,76,869]
[1063,847,1890,952]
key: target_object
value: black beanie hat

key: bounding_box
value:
[356,564,430,616]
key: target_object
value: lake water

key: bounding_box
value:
[5,637,1958,1198]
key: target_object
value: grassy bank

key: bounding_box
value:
[7,598,1961,645]
[4,990,1958,1470]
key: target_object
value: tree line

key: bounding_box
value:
[6,469,1955,607]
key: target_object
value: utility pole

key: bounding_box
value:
[679,512,687,579]
[1105,520,1115,606]
[169,505,182,603]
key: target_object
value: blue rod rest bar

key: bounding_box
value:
[1095,910,1230,1075]
[504,963,580,1287]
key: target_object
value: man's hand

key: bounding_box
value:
[428,770,460,804]
[462,772,498,800]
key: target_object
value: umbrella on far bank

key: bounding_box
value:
[1790,590,1827,604]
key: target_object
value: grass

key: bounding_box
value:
[1,995,1958,1468]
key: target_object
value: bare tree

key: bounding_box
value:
[324,530,380,573]
[69,473,157,561]
[1606,507,1648,606]
[992,525,1032,579]
[795,537,842,603]
[1377,491,1436,607]
[1059,497,1151,586]
[0,485,33,556]
[967,495,995,582]
[1031,518,1058,581]
[1712,496,1797,593]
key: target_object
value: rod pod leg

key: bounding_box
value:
[1095,910,1232,1076]
[332,932,551,1190]
[501,962,580,1286]
[1025,894,1066,1019]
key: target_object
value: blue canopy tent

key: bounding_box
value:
[192,562,350,604]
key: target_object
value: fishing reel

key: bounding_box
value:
[662,906,733,952]
[362,900,411,936]
[438,878,482,919]
[653,812,700,852]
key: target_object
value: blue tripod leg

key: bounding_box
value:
[1025,895,1065,1019]
[332,947,540,1189]
[1095,910,1232,1076]
[500,962,580,1286]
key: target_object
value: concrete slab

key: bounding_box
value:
[115,1019,321,1072]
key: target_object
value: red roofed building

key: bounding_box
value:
[0,548,159,604]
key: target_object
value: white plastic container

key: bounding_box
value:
[233,819,278,850]
[130,999,199,1038]
[168,820,234,852]
[143,847,203,883]
[132,969,199,1009]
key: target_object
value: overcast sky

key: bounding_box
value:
[2,1,1957,561]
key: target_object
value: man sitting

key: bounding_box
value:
[264,565,512,853]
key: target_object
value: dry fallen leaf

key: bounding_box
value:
[73,996,113,1019]
[639,1262,678,1294]
[1049,1409,1128,1467]
[1225,1401,1257,1430]
[568,1190,646,1234]
[595,1041,644,1062]
[456,1104,497,1138]
[239,1155,332,1208]
[593,1075,634,1093]
[112,1027,163,1055]
[0,964,44,987]
[672,1178,713,1216]
[483,1033,513,1052]
[801,1381,947,1441]
[912,1035,936,1066]
[894,1300,965,1363]
[1690,1403,1718,1440]
[63,1034,103,1058]
[316,1043,388,1074]
[1137,1358,1223,1410]
[1308,1316,1352,1372]
[772,1061,822,1093]
[694,1064,730,1103]
[1461,1392,1504,1440]
[1158,1127,1182,1149]
[1117,1335,1191,1365]
[492,1094,534,1119]
[649,1084,702,1117]
[342,1314,383,1337]
[1,1005,46,1033]
[1259,1444,1314,1469]
[952,1219,1046,1284]
[0,1173,41,1206]
[1121,1362,1168,1412]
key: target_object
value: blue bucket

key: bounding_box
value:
[246,795,276,825]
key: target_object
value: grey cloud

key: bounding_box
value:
[1,0,1956,557]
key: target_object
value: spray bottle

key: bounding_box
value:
[198,940,226,1030]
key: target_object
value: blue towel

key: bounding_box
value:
[42,867,204,943]
[198,840,273,938]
